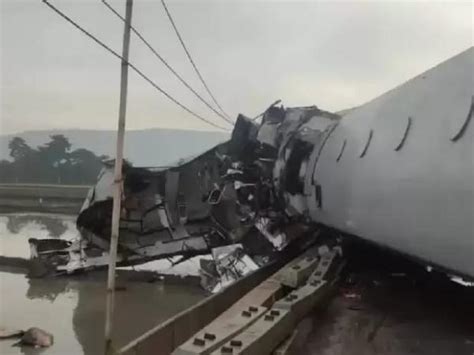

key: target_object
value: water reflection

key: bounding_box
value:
[0,214,206,355]
[0,272,78,355]
[0,213,78,259]
[4,214,74,238]
[1,267,205,355]
[26,277,69,302]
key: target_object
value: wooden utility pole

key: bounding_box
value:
[104,0,133,354]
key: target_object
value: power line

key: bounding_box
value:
[161,0,232,121]
[42,0,230,132]
[101,0,233,126]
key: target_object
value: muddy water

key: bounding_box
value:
[0,214,206,355]
[0,213,78,258]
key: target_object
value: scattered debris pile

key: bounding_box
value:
[199,244,260,293]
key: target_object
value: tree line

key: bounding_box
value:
[0,135,108,185]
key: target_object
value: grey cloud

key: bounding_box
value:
[1,0,472,134]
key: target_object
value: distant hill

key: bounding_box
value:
[0,129,229,167]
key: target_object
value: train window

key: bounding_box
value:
[336,139,347,162]
[451,96,473,142]
[395,117,412,151]
[359,129,373,158]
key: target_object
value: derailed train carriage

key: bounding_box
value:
[30,47,474,281]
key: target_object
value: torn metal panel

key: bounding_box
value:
[270,108,339,220]
[254,217,287,251]
[165,170,180,225]
[201,244,260,293]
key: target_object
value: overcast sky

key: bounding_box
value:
[1,0,472,134]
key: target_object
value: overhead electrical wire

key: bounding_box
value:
[42,0,230,131]
[160,0,232,122]
[101,0,233,126]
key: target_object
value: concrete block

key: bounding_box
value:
[276,254,319,288]
[273,280,329,320]
[174,255,303,355]
[173,305,267,355]
[307,250,338,284]
[211,308,294,355]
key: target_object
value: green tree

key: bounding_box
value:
[8,137,32,161]
[39,134,71,165]
[5,135,105,185]
[68,148,105,184]
[38,135,72,183]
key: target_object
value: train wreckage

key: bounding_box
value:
[29,47,474,286]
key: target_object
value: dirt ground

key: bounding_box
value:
[300,241,474,355]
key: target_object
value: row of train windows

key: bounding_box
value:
[335,97,473,162]
[335,117,409,162]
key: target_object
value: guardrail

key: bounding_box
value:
[0,184,90,214]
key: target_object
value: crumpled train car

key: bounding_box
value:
[30,48,473,281]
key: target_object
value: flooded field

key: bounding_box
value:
[0,213,207,355]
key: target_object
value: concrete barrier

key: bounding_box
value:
[117,261,284,355]
[116,241,313,355]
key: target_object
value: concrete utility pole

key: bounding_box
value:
[104,0,133,354]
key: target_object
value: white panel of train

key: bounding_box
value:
[310,48,474,278]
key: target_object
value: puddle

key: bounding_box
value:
[0,213,206,355]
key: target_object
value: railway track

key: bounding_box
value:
[118,236,346,355]
[117,234,474,355]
